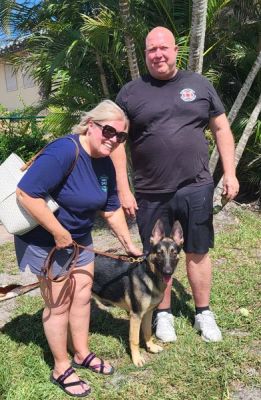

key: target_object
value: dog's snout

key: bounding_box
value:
[163,262,175,275]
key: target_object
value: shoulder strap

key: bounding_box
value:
[20,136,79,175]
[65,137,80,177]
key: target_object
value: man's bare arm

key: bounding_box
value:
[110,144,138,217]
[209,113,239,200]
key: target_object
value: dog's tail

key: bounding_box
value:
[0,282,40,301]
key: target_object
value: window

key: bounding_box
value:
[22,69,35,89]
[4,64,18,91]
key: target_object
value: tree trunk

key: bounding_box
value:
[119,0,140,80]
[209,49,261,175]
[188,0,208,74]
[214,91,261,201]
[234,92,261,167]
[95,52,110,98]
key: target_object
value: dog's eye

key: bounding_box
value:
[157,248,164,255]
[170,248,177,255]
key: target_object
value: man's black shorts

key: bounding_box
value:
[136,183,214,254]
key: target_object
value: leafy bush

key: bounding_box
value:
[0,106,49,163]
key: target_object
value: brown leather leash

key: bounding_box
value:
[42,241,145,282]
[0,243,145,301]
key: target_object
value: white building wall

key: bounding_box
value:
[0,62,40,111]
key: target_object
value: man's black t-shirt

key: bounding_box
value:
[116,70,225,193]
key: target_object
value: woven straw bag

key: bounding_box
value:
[0,138,78,236]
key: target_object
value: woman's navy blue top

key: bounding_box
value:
[17,134,120,246]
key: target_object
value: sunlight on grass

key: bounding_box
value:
[0,242,17,274]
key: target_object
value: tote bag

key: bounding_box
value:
[0,137,79,236]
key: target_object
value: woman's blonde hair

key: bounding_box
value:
[72,99,129,135]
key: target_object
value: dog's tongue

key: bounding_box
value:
[163,275,171,283]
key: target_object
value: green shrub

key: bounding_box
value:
[0,106,49,163]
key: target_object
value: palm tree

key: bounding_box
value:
[0,0,31,35]
[214,91,261,200]
[95,52,110,97]
[119,0,139,80]
[234,93,261,166]
[209,49,261,175]
[188,0,208,73]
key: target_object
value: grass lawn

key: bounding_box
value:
[0,208,260,400]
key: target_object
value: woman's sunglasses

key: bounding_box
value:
[93,121,128,143]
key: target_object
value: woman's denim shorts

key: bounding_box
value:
[15,235,95,277]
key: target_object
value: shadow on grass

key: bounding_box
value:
[1,278,193,364]
[90,300,130,351]
[171,278,194,322]
[1,303,131,362]
[1,309,54,367]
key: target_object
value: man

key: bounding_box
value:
[111,27,239,342]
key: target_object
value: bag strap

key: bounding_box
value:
[20,136,79,175]
[62,137,79,177]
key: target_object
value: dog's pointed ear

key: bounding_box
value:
[170,221,184,246]
[150,219,165,245]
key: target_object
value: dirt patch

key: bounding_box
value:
[227,329,250,337]
[231,386,261,400]
[249,340,261,357]
[213,201,240,233]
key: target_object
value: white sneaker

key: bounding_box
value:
[194,310,222,342]
[155,312,177,342]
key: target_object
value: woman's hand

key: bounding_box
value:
[53,228,73,249]
[101,208,142,256]
[16,189,73,248]
[125,242,143,257]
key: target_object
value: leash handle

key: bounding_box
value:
[42,242,79,282]
[42,241,145,283]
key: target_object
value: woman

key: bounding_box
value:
[15,100,141,397]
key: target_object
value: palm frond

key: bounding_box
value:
[176,35,190,69]
[81,6,117,52]
[204,68,221,86]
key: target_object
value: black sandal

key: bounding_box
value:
[72,352,114,375]
[50,366,91,397]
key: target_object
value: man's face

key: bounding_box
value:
[145,29,178,80]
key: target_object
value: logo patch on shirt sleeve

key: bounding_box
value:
[180,88,196,102]
[99,175,108,192]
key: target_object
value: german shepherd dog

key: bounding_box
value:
[92,219,183,367]
[0,219,183,367]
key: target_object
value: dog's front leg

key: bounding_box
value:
[142,310,163,354]
[129,312,146,367]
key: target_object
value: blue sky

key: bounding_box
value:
[0,0,41,41]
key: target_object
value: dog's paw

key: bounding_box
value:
[132,353,146,367]
[146,343,163,354]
